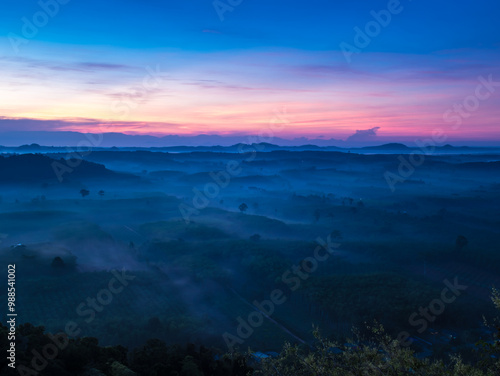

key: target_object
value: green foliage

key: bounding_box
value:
[302,273,441,330]
[111,361,137,376]
[256,323,500,376]
[1,288,500,375]
[0,324,252,376]
[492,288,500,310]
[255,293,500,376]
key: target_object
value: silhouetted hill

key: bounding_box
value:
[360,143,410,151]
[0,154,126,183]
[457,161,500,171]
[17,143,43,151]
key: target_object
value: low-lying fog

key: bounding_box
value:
[1,148,499,356]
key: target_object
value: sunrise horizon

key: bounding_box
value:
[2,125,500,148]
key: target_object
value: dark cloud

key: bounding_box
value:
[0,56,134,73]
[77,62,132,70]
[346,127,381,143]
[0,117,99,133]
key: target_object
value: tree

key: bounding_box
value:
[181,356,203,376]
[98,190,105,197]
[313,209,321,223]
[456,235,468,252]
[110,361,137,376]
[51,256,65,268]
[145,317,163,332]
[330,230,342,240]
[259,312,500,375]
[250,234,261,242]
[80,189,90,198]
[239,203,248,212]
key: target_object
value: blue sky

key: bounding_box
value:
[2,0,498,51]
[1,0,499,144]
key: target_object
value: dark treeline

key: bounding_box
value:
[1,311,499,376]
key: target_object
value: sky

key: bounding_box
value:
[1,0,500,146]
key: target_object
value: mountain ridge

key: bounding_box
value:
[2,131,499,148]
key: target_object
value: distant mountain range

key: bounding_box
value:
[0,131,346,148]
[1,149,499,187]
[1,141,500,155]
[1,130,498,149]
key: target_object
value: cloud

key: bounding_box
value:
[77,62,132,70]
[0,117,100,132]
[0,56,134,73]
[346,127,381,144]
[202,29,222,34]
